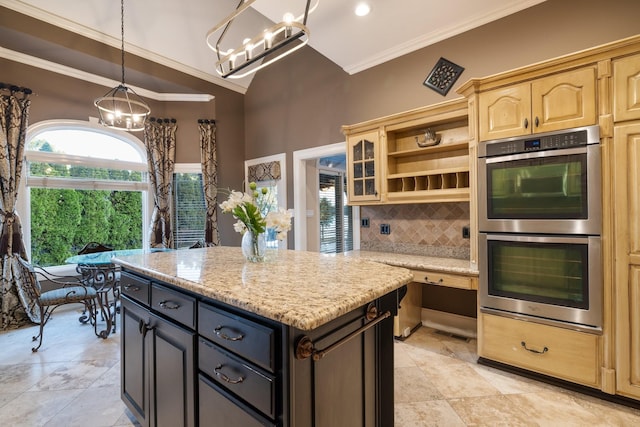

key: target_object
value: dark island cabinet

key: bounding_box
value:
[120,269,398,427]
[121,294,196,427]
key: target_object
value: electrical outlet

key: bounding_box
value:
[361,217,370,228]
[462,226,470,239]
[380,224,391,235]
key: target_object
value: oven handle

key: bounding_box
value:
[482,233,600,246]
[482,145,591,163]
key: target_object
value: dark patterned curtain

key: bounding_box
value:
[144,118,177,248]
[0,84,31,329]
[198,120,219,246]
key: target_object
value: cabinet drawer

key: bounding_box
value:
[120,272,150,306]
[151,284,196,329]
[199,338,275,419]
[198,374,275,427]
[480,313,600,387]
[412,269,476,290]
[199,302,275,372]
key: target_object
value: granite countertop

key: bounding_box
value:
[112,247,413,331]
[345,250,478,276]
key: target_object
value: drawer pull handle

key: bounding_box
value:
[214,326,244,341]
[424,276,443,286]
[214,365,244,384]
[123,285,140,292]
[158,300,180,310]
[521,341,548,354]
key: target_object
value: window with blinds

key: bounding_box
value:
[172,172,206,248]
[319,171,353,254]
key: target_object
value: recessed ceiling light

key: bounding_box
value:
[355,2,371,17]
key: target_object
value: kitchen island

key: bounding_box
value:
[112,247,413,427]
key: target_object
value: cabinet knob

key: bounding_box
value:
[534,116,540,127]
[524,118,529,129]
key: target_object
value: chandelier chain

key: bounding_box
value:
[120,0,125,85]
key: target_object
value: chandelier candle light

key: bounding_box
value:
[94,0,151,131]
[206,0,318,79]
[220,182,292,262]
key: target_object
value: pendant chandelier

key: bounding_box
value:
[94,0,150,132]
[206,0,317,79]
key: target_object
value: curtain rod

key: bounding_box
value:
[197,119,215,124]
[0,82,33,95]
[148,117,176,123]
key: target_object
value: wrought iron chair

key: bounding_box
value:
[77,241,113,255]
[16,257,98,352]
[75,242,121,338]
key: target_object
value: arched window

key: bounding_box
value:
[19,120,151,267]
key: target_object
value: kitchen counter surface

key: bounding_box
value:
[112,246,413,331]
[345,250,478,276]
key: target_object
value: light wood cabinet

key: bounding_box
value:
[385,121,470,204]
[411,269,477,290]
[346,130,382,203]
[343,99,471,206]
[458,35,640,399]
[613,123,640,400]
[478,67,597,141]
[480,313,600,387]
[614,53,640,122]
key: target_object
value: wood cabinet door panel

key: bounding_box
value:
[614,123,640,399]
[532,67,597,133]
[346,130,381,204]
[614,53,640,122]
[479,83,530,141]
[121,297,151,427]
[151,313,196,427]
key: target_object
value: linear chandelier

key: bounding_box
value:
[206,0,317,79]
[94,0,150,132]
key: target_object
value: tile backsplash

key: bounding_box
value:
[360,203,470,260]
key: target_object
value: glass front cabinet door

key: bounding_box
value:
[346,130,381,203]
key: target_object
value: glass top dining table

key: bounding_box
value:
[65,248,171,338]
[65,248,171,266]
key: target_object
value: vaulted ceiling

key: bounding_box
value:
[1,0,546,93]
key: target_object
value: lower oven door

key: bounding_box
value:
[479,233,602,333]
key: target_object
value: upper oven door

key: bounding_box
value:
[478,143,601,234]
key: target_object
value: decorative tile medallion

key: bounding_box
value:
[423,57,464,96]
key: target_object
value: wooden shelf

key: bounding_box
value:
[387,141,469,159]
[387,166,469,180]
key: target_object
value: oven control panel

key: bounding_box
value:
[481,125,600,158]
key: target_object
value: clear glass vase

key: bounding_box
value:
[241,230,266,262]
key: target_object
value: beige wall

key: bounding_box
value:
[3,0,640,247]
[0,6,248,245]
[244,0,640,212]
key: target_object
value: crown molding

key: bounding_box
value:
[1,47,214,102]
[344,0,546,75]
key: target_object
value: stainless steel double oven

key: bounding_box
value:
[478,125,602,333]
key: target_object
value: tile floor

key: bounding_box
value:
[1,307,640,426]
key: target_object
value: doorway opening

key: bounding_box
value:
[293,143,359,251]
